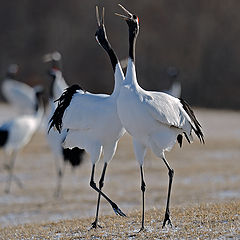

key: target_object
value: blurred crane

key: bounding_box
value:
[0,86,44,193]
[1,64,36,114]
[44,51,85,198]
[164,66,181,98]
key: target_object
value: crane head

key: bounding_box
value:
[7,64,19,79]
[48,67,61,80]
[115,4,139,36]
[95,6,110,49]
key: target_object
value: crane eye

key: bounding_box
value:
[133,15,139,23]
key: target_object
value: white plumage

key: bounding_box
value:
[49,8,126,228]
[0,88,44,193]
[115,4,204,231]
[49,68,68,100]
[1,116,40,152]
[1,64,36,114]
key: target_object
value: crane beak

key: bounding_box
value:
[95,6,105,26]
[115,4,133,20]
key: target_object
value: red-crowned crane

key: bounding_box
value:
[115,4,204,231]
[48,7,126,228]
[0,87,44,193]
[45,52,85,198]
[165,66,181,98]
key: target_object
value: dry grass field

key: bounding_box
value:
[0,104,239,239]
[0,201,239,239]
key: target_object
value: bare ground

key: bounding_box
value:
[0,105,239,239]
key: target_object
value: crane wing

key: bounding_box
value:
[143,91,188,128]
[143,91,204,143]
[2,79,36,112]
[62,91,109,130]
[48,84,109,133]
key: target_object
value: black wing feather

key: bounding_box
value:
[48,84,83,133]
[179,98,204,144]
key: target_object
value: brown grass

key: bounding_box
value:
[0,201,239,239]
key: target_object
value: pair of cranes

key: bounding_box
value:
[49,5,204,231]
[0,54,85,196]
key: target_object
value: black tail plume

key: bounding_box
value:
[48,84,83,133]
[63,147,85,167]
[0,130,8,147]
[179,98,204,144]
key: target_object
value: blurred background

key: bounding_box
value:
[0,0,240,108]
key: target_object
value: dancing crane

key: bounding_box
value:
[115,4,204,231]
[49,7,126,228]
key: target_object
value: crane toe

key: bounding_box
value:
[89,221,103,230]
[112,203,127,217]
[162,211,173,228]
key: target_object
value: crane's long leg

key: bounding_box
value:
[139,165,146,232]
[90,162,108,229]
[3,167,23,189]
[132,140,147,232]
[162,156,174,228]
[90,164,126,217]
[54,159,67,198]
[12,175,23,189]
[2,151,23,189]
[5,151,17,194]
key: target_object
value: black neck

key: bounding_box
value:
[35,93,43,112]
[129,30,137,62]
[49,76,56,99]
[101,41,118,72]
[35,101,39,112]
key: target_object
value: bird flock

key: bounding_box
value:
[0,4,204,232]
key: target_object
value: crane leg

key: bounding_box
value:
[162,156,174,228]
[5,151,17,194]
[54,159,66,198]
[90,162,108,229]
[90,164,126,218]
[12,175,23,189]
[138,165,146,232]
